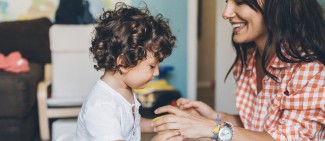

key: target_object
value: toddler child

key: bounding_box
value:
[74,2,176,141]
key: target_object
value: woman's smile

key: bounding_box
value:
[231,22,247,34]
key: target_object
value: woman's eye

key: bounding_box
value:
[226,0,245,5]
[235,0,245,5]
[150,65,155,69]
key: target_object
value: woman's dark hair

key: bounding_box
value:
[226,0,325,82]
[90,2,176,72]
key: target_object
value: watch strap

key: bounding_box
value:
[212,124,220,139]
[212,113,222,140]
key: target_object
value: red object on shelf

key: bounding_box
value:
[0,51,30,73]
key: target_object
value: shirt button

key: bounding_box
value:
[279,119,286,124]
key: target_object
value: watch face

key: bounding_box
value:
[218,126,233,141]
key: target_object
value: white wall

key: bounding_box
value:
[131,0,192,98]
[215,1,238,114]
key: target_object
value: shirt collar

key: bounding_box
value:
[245,48,293,71]
[269,55,293,69]
[245,49,256,71]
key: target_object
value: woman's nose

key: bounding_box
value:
[222,3,236,20]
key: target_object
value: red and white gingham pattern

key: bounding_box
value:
[233,49,325,141]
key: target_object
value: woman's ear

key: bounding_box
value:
[117,55,129,74]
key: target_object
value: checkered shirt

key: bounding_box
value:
[233,49,325,141]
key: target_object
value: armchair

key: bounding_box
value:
[37,24,102,141]
[0,18,52,141]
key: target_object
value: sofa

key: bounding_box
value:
[0,18,52,141]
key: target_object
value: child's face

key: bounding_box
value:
[122,52,159,89]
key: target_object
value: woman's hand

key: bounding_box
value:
[177,98,218,120]
[152,105,216,139]
[177,98,244,127]
[151,130,184,141]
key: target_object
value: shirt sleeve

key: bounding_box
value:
[266,62,325,141]
[84,101,124,141]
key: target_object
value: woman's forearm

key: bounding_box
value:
[218,112,243,127]
[193,117,273,141]
[232,127,274,141]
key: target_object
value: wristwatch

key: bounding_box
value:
[218,122,234,141]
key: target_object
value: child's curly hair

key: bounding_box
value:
[90,2,176,72]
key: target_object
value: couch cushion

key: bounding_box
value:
[0,18,52,64]
[0,63,42,118]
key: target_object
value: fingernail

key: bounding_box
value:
[154,110,157,114]
[153,128,156,132]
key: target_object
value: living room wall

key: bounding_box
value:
[131,0,189,97]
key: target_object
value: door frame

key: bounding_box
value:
[187,0,198,100]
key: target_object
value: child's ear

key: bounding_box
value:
[117,55,129,74]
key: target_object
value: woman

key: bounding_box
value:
[152,0,325,140]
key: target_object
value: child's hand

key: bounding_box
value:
[151,130,183,141]
[177,98,217,120]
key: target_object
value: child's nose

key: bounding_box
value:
[153,66,159,77]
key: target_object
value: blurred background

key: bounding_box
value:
[0,0,324,140]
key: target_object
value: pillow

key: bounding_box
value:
[0,18,52,64]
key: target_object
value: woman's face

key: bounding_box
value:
[222,0,267,46]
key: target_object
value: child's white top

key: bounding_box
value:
[74,80,141,141]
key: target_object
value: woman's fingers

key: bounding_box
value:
[176,98,190,107]
[180,101,196,109]
[152,114,176,127]
[151,130,183,141]
[177,98,200,110]
[152,114,189,133]
[154,121,181,132]
[155,105,184,115]
[166,135,184,141]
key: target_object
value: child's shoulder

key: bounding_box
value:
[83,81,119,107]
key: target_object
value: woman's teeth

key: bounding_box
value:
[232,23,245,29]
[232,23,246,32]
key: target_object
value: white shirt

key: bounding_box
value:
[74,80,141,141]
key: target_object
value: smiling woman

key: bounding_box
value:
[152,0,325,140]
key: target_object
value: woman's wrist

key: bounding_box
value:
[200,118,218,138]
[209,112,220,120]
[218,112,227,120]
[201,125,216,138]
[209,112,227,121]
